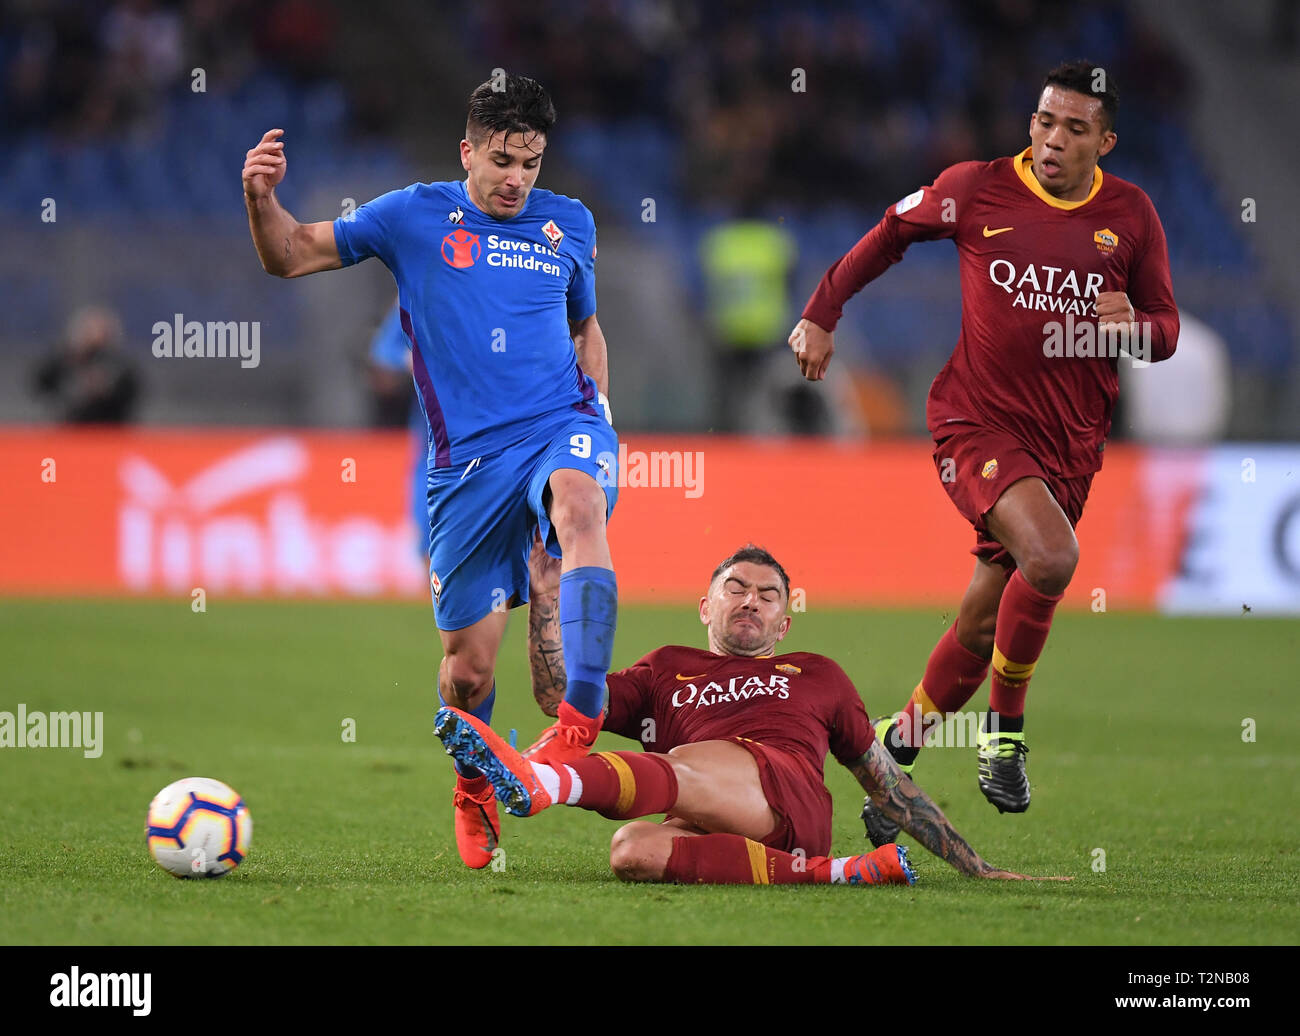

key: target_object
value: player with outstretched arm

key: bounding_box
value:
[436,540,1070,887]
[243,75,621,870]
[789,60,1179,837]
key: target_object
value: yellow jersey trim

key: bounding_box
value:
[1014,147,1103,210]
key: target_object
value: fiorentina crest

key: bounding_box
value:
[541,219,564,251]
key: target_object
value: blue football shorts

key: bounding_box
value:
[424,410,618,631]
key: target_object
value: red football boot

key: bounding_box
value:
[520,701,603,766]
[435,707,553,818]
[452,773,499,869]
[842,843,918,886]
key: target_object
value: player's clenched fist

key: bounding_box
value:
[1095,290,1135,332]
[789,318,835,381]
[243,128,288,199]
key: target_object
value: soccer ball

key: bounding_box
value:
[146,777,252,878]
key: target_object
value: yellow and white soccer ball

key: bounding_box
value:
[146,777,252,878]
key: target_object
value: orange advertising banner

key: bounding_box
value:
[0,428,1187,608]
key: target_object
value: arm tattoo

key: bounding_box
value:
[528,588,565,716]
[848,741,988,877]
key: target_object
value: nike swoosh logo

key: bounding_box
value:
[676,673,706,681]
[982,226,1014,237]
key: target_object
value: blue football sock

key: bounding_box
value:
[558,566,618,720]
[440,683,494,779]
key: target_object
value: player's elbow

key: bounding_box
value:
[1138,308,1179,362]
[275,254,317,278]
[273,225,339,279]
[252,252,283,277]
[254,252,298,279]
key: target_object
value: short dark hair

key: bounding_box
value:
[710,545,791,602]
[466,73,556,147]
[1041,59,1118,132]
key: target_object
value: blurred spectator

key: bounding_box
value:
[34,306,140,423]
[366,301,427,557]
[0,0,1194,214]
[698,214,803,432]
[97,0,185,134]
[365,303,414,428]
[102,0,184,91]
[3,4,101,136]
[185,0,260,94]
[1,0,342,144]
[1119,313,1231,445]
[254,0,337,83]
[458,0,1194,215]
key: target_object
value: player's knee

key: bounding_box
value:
[609,824,661,882]
[1018,539,1078,596]
[549,490,606,548]
[440,650,495,705]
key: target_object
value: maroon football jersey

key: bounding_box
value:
[803,148,1179,477]
[604,645,875,779]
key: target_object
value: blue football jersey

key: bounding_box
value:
[334,180,600,468]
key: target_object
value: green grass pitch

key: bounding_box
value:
[1,598,1296,945]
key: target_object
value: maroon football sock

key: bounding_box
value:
[664,833,833,885]
[988,569,1062,718]
[896,623,991,749]
[566,751,679,820]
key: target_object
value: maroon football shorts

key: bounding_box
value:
[932,424,1094,569]
[727,736,834,858]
